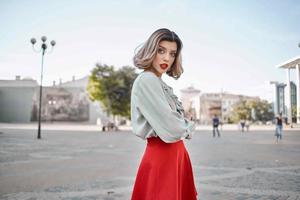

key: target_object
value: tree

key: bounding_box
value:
[112,66,138,117]
[230,99,274,123]
[87,63,138,119]
[230,100,250,123]
[254,100,274,122]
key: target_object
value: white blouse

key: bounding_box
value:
[131,71,195,143]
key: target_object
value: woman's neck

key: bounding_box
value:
[144,68,162,77]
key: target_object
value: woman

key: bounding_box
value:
[131,28,197,200]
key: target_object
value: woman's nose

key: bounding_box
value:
[163,54,170,62]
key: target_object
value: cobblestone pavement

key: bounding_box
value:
[0,127,299,200]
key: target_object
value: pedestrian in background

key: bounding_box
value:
[275,113,283,143]
[131,28,197,200]
[212,114,221,137]
[240,119,246,132]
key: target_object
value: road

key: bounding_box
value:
[0,127,299,199]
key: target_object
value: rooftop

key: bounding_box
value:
[276,55,300,69]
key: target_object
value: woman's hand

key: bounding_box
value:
[185,134,192,140]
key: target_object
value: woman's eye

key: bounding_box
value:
[158,49,164,54]
[170,53,176,57]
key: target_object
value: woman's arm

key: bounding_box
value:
[134,73,195,143]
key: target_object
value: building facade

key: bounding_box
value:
[179,86,260,124]
[180,86,201,121]
[0,76,104,124]
[0,76,38,123]
[271,81,297,122]
[276,55,300,124]
[199,93,259,124]
[270,82,286,116]
[291,82,297,114]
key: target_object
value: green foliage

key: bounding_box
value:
[87,63,138,118]
[254,100,274,122]
[230,99,274,123]
[230,100,250,122]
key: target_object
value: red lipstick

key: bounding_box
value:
[160,63,168,70]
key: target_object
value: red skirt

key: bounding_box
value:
[131,137,197,200]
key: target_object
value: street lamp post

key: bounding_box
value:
[30,36,56,139]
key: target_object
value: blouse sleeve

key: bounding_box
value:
[134,73,195,143]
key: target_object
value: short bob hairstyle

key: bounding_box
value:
[133,28,183,79]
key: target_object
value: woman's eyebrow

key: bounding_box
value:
[158,45,166,50]
[158,45,177,52]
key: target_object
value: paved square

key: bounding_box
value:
[0,126,299,199]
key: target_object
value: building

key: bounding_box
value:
[291,82,297,115]
[180,86,201,121]
[0,76,38,123]
[0,76,104,124]
[179,85,261,124]
[276,55,300,124]
[49,76,103,123]
[199,92,259,124]
[270,82,286,116]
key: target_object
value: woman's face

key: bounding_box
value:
[151,40,177,77]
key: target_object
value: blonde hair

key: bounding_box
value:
[133,28,183,79]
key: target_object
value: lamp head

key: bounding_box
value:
[50,40,56,46]
[30,38,36,45]
[41,36,47,42]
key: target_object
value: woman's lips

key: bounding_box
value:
[160,63,168,70]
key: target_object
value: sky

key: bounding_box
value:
[0,0,299,101]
